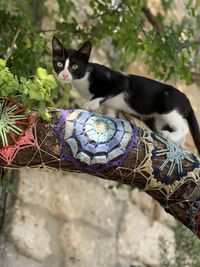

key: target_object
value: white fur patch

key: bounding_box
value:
[155,110,189,144]
[58,59,73,83]
[103,93,157,119]
[72,72,93,99]
[103,95,188,145]
[104,107,117,118]
[83,97,104,111]
[103,93,133,114]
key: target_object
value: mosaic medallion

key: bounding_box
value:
[65,110,136,165]
[152,133,200,185]
[53,109,138,169]
[0,98,38,165]
[0,97,29,147]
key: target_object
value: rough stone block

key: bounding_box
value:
[118,203,174,266]
[59,222,117,267]
[18,169,120,233]
[131,189,154,215]
[8,207,51,261]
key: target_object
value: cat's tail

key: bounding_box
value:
[187,107,200,155]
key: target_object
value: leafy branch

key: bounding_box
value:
[1,0,200,94]
[141,3,200,84]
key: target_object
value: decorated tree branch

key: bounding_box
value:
[1,96,200,239]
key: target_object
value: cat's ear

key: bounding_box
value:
[78,41,92,60]
[52,37,64,52]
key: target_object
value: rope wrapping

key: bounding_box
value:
[0,98,200,238]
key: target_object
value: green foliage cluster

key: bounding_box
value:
[0,1,49,77]
[55,0,200,82]
[160,222,200,267]
[0,59,57,120]
[0,0,200,113]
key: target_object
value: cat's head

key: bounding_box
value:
[52,37,92,83]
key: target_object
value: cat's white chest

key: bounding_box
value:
[71,72,93,99]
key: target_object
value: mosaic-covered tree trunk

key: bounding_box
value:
[1,97,200,238]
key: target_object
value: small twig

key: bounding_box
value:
[141,6,162,32]
[5,28,21,62]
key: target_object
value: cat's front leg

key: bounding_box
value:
[83,97,104,111]
[104,107,118,118]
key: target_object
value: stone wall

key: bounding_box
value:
[1,0,199,266]
[1,169,175,267]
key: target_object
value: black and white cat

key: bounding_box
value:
[52,37,200,154]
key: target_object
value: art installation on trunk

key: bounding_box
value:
[0,97,38,165]
[53,109,138,171]
[1,97,200,239]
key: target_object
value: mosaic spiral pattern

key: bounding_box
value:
[0,98,29,147]
[152,133,200,185]
[65,110,135,165]
[53,109,138,170]
[0,98,38,165]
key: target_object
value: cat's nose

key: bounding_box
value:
[62,73,69,80]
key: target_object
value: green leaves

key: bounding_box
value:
[0,6,50,77]
[0,59,20,96]
[0,59,6,68]
[34,67,57,103]
[0,60,58,120]
[0,0,200,117]
[1,0,200,86]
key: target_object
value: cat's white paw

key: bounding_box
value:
[105,108,117,118]
[161,130,170,138]
[167,132,185,144]
[161,130,185,145]
[83,99,100,111]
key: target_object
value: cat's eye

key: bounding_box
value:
[72,64,79,70]
[57,62,63,68]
